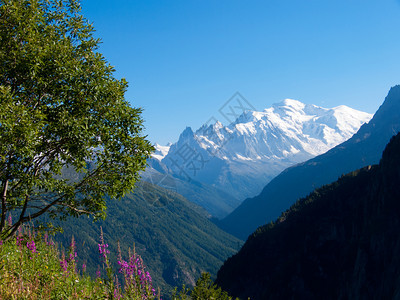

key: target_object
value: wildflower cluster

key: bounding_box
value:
[26,240,37,253]
[117,248,157,299]
[99,242,110,259]
[96,228,160,299]
[10,227,39,260]
[0,226,162,299]
[0,224,235,300]
[68,236,78,272]
[59,236,78,275]
[44,232,54,246]
[60,253,68,272]
[16,236,23,246]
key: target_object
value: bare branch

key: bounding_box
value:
[60,202,93,215]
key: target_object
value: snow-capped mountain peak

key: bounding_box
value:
[274,98,306,111]
[153,98,373,206]
[152,143,171,161]
[189,99,372,160]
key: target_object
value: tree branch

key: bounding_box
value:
[60,202,92,215]
[5,193,29,239]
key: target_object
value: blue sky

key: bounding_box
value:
[81,0,400,145]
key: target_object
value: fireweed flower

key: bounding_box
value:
[69,252,77,261]
[118,250,157,298]
[68,237,77,262]
[114,276,122,300]
[98,243,110,258]
[114,288,121,300]
[44,233,55,246]
[60,259,68,272]
[97,229,158,299]
[96,267,101,278]
[26,240,37,253]
[16,236,23,246]
[60,252,68,273]
[98,227,110,262]
[66,237,78,273]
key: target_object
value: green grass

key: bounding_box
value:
[0,226,161,299]
[0,224,237,299]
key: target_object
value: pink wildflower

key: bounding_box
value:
[96,267,101,278]
[26,240,37,253]
[60,252,68,273]
[60,259,68,272]
[98,243,110,258]
[16,236,23,246]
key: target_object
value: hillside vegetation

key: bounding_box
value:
[0,226,237,299]
[41,181,242,295]
[0,227,160,299]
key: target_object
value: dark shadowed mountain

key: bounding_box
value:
[219,85,400,239]
[216,132,400,300]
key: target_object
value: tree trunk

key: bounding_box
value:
[0,179,9,235]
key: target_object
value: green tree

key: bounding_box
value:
[0,0,154,239]
[191,273,234,300]
[172,273,237,300]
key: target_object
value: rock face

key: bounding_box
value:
[148,99,371,217]
[215,132,400,300]
[219,86,400,239]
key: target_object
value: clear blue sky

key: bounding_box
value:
[81,0,400,145]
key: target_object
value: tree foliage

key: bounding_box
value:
[172,273,237,300]
[0,0,154,239]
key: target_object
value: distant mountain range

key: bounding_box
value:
[216,131,400,300]
[219,85,400,239]
[147,99,371,218]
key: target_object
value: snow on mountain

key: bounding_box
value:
[152,143,171,161]
[192,99,372,161]
[152,99,372,215]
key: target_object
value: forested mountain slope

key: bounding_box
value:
[44,182,242,296]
